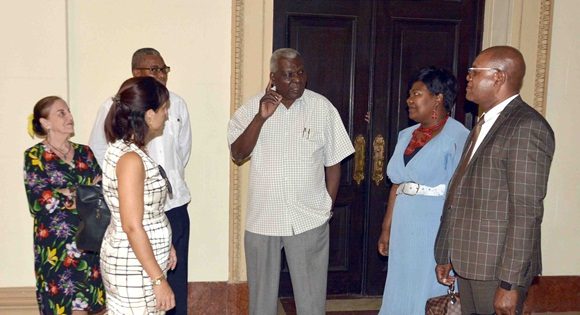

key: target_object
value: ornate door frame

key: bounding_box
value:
[228,0,553,282]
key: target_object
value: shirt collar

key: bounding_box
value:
[280,93,306,112]
[483,94,519,120]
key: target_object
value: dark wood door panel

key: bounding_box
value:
[366,0,484,295]
[275,0,373,297]
[274,0,485,297]
[287,15,357,129]
[389,20,461,133]
[285,14,358,190]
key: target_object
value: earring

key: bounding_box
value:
[431,109,437,120]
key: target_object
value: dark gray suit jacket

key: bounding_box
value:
[434,96,555,286]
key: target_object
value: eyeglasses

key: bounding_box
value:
[158,165,173,199]
[135,66,171,74]
[467,67,501,75]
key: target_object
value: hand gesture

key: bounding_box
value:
[153,279,175,311]
[377,229,390,256]
[258,78,282,119]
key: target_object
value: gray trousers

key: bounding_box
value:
[245,223,329,315]
[457,277,529,315]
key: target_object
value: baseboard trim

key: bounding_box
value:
[2,276,578,314]
[188,281,248,315]
[0,287,37,310]
[523,276,580,314]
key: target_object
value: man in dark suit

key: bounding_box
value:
[434,46,555,315]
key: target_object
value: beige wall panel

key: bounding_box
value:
[0,1,68,287]
[543,0,580,275]
[67,0,232,282]
[484,0,579,274]
[0,0,231,287]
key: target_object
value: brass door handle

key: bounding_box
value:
[372,134,385,186]
[353,134,366,185]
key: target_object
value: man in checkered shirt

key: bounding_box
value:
[228,48,354,315]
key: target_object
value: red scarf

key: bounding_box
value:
[404,116,449,156]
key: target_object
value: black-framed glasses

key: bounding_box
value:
[467,67,501,75]
[157,165,173,199]
[135,66,171,74]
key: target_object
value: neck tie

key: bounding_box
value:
[446,114,485,206]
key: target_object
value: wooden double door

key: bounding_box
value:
[274,0,485,296]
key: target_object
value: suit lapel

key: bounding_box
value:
[467,97,523,167]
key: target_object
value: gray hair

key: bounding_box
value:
[270,48,302,72]
[131,48,162,69]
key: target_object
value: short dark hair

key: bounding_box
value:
[131,48,162,70]
[104,77,169,147]
[410,67,457,112]
[31,96,64,137]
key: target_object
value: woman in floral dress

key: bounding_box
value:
[23,96,106,314]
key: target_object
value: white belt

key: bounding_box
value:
[396,182,446,197]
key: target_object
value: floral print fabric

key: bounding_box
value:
[23,142,106,314]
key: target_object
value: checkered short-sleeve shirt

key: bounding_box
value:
[228,89,354,236]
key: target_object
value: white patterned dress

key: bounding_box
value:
[100,140,172,314]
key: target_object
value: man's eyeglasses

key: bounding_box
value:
[135,66,171,74]
[467,67,501,75]
[158,165,173,199]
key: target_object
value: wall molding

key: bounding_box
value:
[230,0,245,283]
[532,0,553,115]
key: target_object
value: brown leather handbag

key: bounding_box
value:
[425,283,461,315]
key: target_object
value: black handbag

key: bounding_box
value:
[75,184,111,252]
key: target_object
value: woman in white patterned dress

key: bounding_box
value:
[100,76,177,314]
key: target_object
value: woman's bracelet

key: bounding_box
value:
[152,273,166,286]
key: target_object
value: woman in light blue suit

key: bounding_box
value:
[377,67,469,315]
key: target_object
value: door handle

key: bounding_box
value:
[372,134,386,186]
[353,134,366,185]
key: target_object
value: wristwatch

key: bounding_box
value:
[152,274,166,286]
[499,280,513,290]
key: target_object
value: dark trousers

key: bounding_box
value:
[457,277,529,315]
[165,204,190,315]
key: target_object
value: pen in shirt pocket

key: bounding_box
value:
[302,127,311,139]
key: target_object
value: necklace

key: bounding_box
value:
[46,140,72,157]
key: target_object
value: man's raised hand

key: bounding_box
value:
[258,78,282,119]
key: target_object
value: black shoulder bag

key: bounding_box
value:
[75,185,111,252]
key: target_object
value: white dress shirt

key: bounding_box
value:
[470,94,519,159]
[89,91,192,211]
[228,89,355,236]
